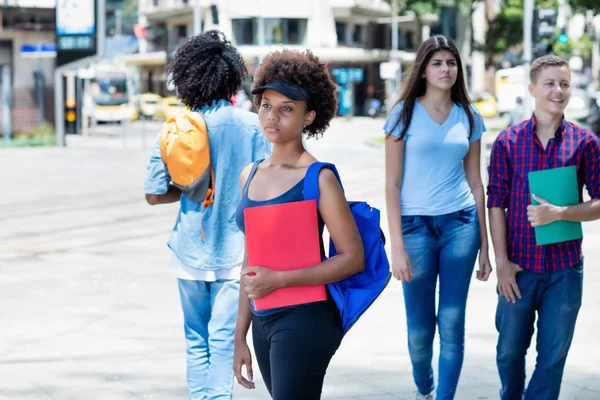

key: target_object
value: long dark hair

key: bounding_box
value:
[390,35,474,140]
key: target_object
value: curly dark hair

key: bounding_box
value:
[169,30,247,110]
[252,49,338,138]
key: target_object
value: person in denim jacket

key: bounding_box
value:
[144,31,270,400]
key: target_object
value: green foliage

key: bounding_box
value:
[384,0,480,17]
[568,0,600,13]
[401,0,439,15]
[383,0,437,16]
[553,34,594,59]
[0,123,56,148]
[484,0,524,57]
[482,0,562,62]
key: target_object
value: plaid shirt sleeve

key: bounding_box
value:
[487,133,511,208]
[583,132,600,199]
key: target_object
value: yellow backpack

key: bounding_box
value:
[159,111,215,219]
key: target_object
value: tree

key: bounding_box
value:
[568,0,600,14]
[480,0,558,66]
[481,0,524,65]
[384,0,439,43]
[385,0,482,54]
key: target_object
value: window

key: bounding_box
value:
[371,24,386,49]
[232,18,257,45]
[232,18,307,46]
[352,25,363,45]
[177,25,187,41]
[287,19,302,45]
[336,22,347,44]
[263,18,307,45]
[264,19,283,44]
[405,31,414,50]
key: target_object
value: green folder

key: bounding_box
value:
[528,165,583,246]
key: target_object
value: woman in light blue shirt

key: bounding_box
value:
[384,35,492,400]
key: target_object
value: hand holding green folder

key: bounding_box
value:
[528,165,583,246]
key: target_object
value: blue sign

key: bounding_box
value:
[331,68,364,85]
[349,68,364,82]
[338,85,353,116]
[332,69,349,85]
[21,44,57,53]
[20,44,57,58]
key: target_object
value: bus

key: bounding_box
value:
[89,64,138,124]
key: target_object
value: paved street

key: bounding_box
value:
[1,117,599,399]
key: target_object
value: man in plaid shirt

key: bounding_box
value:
[488,55,600,400]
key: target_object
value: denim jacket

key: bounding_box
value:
[144,100,271,271]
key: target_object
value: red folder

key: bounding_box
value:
[244,199,327,311]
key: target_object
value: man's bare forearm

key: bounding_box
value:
[145,185,182,205]
[559,199,600,222]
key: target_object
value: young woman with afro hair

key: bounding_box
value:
[144,30,270,400]
[232,49,365,399]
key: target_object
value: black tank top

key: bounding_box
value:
[235,160,305,234]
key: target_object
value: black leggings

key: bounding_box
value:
[252,298,344,400]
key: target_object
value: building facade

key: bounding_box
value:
[0,0,140,135]
[0,1,56,134]
[127,0,437,115]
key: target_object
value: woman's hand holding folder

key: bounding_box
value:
[241,265,283,299]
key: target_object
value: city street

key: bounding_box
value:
[1,117,599,399]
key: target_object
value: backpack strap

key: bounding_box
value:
[302,162,344,209]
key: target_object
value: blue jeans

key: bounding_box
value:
[178,278,240,400]
[496,262,583,400]
[401,206,481,400]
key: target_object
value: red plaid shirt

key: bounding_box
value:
[487,115,600,273]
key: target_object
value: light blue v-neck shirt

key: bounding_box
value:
[384,100,486,216]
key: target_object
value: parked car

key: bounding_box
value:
[162,96,187,120]
[471,92,498,118]
[138,93,165,120]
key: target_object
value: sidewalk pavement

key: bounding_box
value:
[0,117,599,400]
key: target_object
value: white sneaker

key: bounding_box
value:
[415,391,434,400]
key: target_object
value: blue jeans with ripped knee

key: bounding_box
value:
[401,205,481,400]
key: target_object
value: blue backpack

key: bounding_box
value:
[303,162,391,334]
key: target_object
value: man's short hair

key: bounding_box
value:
[530,55,570,83]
